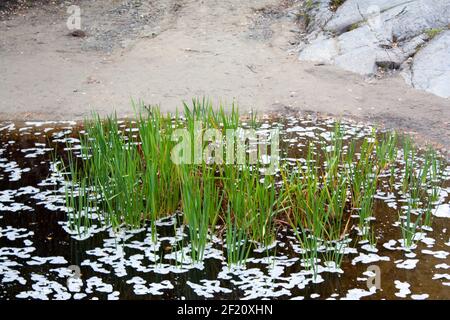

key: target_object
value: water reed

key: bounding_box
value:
[61,100,445,267]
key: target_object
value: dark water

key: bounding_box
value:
[0,117,449,300]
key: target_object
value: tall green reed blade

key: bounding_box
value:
[400,201,423,249]
[179,163,222,262]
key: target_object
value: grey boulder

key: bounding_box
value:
[298,0,450,98]
[409,30,450,98]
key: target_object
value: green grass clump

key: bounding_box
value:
[281,135,350,276]
[138,107,181,237]
[397,138,444,245]
[61,100,446,267]
[400,203,422,249]
[425,28,443,40]
[180,163,222,261]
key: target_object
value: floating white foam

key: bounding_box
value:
[396,259,419,270]
[411,293,429,300]
[434,204,450,218]
[341,287,377,300]
[352,253,390,265]
[394,280,411,298]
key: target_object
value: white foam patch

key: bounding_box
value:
[422,249,449,259]
[396,259,419,270]
[21,147,53,158]
[341,287,377,300]
[434,204,450,218]
[131,280,174,295]
[27,256,68,266]
[108,291,120,300]
[0,226,34,241]
[432,274,450,281]
[86,276,113,293]
[394,280,411,298]
[16,274,71,300]
[0,161,30,182]
[187,280,232,298]
[361,244,378,253]
[351,253,390,265]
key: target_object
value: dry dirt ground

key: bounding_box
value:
[0,0,449,151]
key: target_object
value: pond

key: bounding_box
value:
[0,113,449,300]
